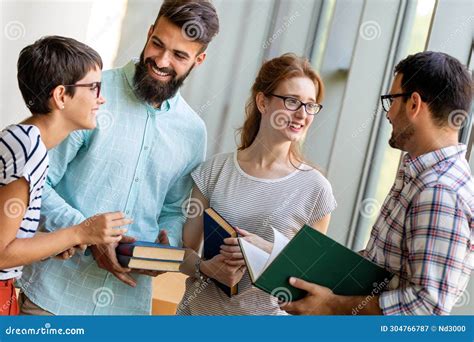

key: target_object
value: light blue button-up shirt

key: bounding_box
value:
[18,60,207,315]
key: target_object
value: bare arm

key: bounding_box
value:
[309,213,331,234]
[0,178,129,269]
[179,186,245,287]
[180,186,209,277]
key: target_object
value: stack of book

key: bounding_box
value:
[116,241,185,272]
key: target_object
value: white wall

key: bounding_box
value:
[0,0,126,127]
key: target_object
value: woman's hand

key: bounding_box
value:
[200,254,246,287]
[54,247,76,260]
[54,244,87,260]
[220,227,273,266]
[237,227,273,253]
[76,212,132,245]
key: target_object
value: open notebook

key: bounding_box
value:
[239,225,392,301]
[239,227,290,284]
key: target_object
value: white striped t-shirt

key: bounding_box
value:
[0,124,49,280]
[177,152,337,315]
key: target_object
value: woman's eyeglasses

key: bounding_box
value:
[269,94,323,115]
[63,82,102,98]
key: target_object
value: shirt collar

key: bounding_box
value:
[123,58,180,114]
[403,144,467,178]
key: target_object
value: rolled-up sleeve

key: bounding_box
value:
[379,186,471,315]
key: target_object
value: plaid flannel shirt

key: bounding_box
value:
[364,144,473,315]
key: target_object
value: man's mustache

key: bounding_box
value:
[144,58,177,78]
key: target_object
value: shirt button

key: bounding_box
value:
[125,210,130,215]
[144,146,149,150]
[135,177,139,182]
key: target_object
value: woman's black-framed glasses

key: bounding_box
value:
[269,94,323,115]
[380,93,411,112]
[63,82,102,98]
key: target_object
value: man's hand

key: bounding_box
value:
[91,235,137,287]
[280,277,338,315]
[132,229,170,277]
[281,277,382,315]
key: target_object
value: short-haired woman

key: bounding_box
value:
[0,36,131,315]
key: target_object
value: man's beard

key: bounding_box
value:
[388,107,415,151]
[133,50,194,106]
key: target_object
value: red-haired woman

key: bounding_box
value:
[177,53,337,315]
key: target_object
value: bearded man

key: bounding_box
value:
[18,0,219,315]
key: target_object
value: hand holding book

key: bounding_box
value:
[202,226,270,288]
[116,230,185,274]
[131,230,170,277]
[92,235,138,287]
[202,208,275,296]
[202,208,243,296]
[279,277,339,315]
[238,225,392,303]
[200,254,245,288]
[221,227,272,266]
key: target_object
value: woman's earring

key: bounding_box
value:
[61,105,65,110]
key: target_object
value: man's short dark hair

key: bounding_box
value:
[395,51,472,127]
[17,35,103,115]
[155,0,219,51]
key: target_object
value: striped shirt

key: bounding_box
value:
[0,124,49,280]
[177,152,337,315]
[364,144,473,315]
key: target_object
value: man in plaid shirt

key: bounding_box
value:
[282,51,473,315]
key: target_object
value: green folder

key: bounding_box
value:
[239,225,392,302]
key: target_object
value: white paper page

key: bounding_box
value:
[239,238,270,281]
[262,227,290,271]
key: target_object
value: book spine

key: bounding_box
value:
[116,244,135,257]
[117,255,131,268]
[213,280,238,298]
